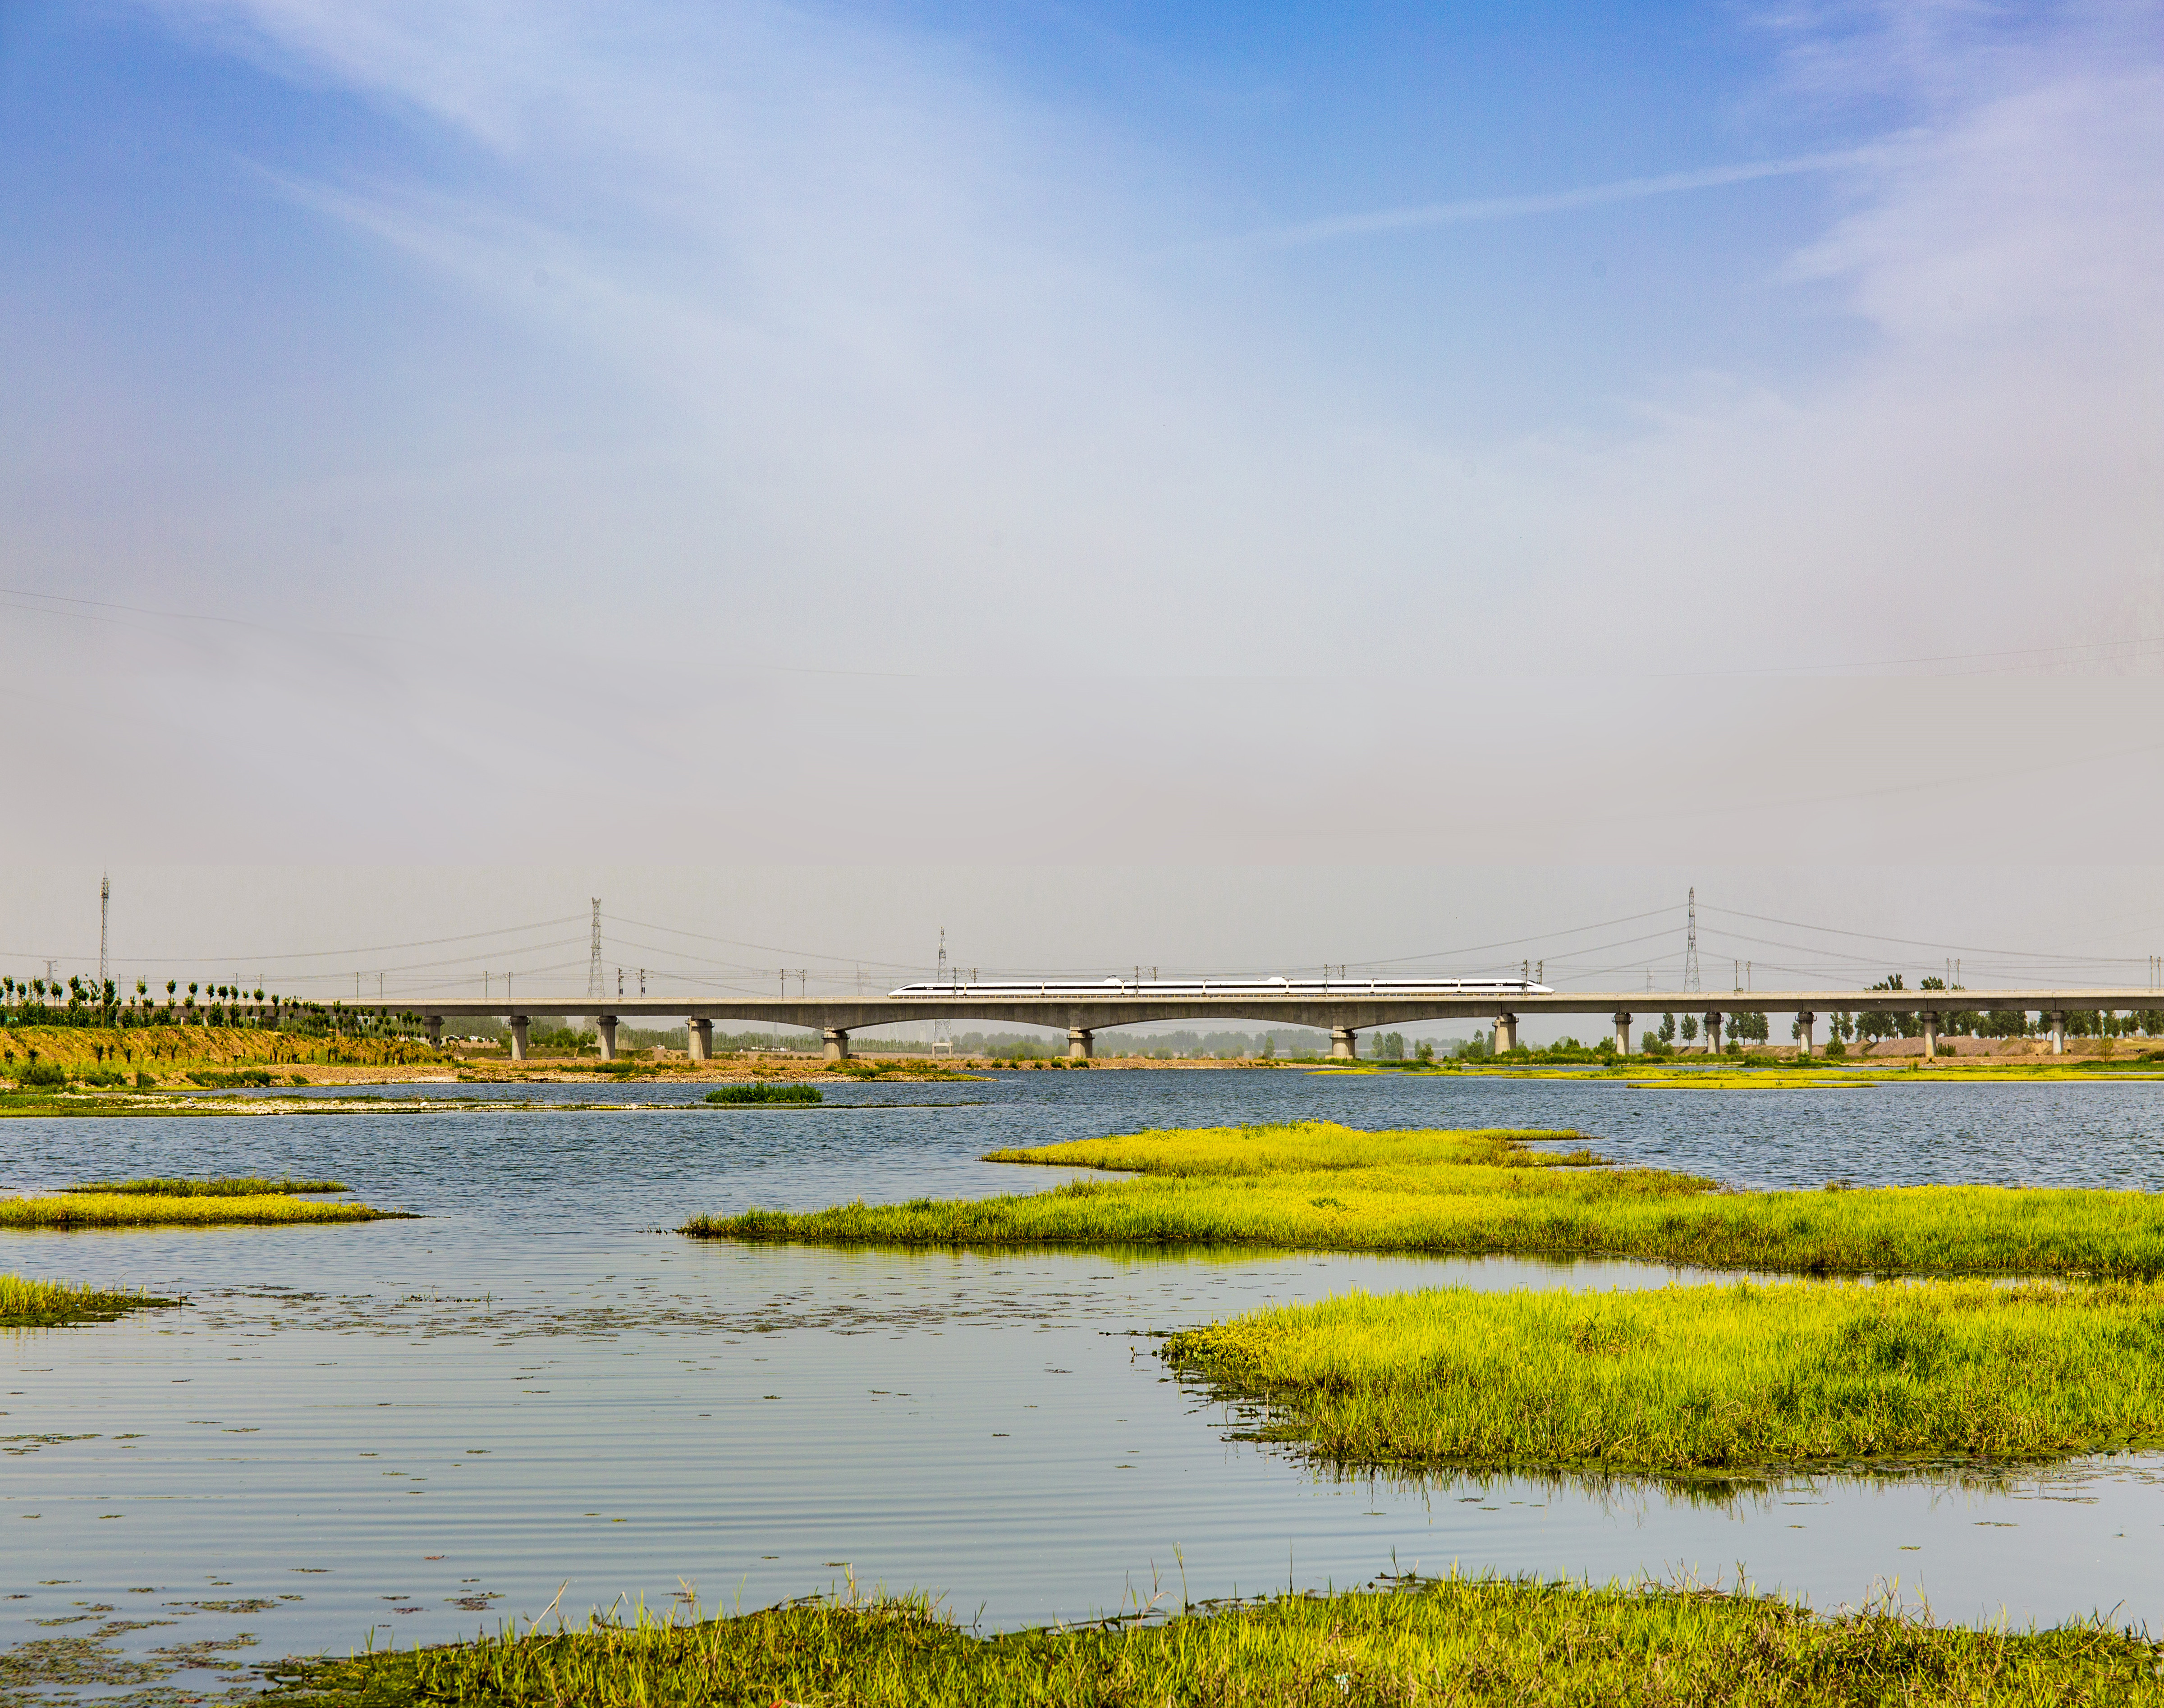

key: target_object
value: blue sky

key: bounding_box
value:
[3,2,2161,911]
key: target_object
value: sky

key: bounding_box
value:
[3,2,2161,1007]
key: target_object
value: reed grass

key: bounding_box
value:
[706,1083,824,1104]
[0,1272,179,1327]
[1,1191,406,1228]
[63,1176,348,1196]
[687,1121,2164,1278]
[1164,1277,2164,1475]
[255,1578,2164,1706]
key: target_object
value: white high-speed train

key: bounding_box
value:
[889,977,1554,998]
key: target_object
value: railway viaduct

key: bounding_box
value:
[347,989,2163,1064]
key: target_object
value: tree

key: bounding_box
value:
[1658,1012,1675,1043]
[1681,1014,1699,1042]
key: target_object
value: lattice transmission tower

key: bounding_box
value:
[587,899,604,1004]
[99,873,110,989]
[931,927,953,1054]
[1683,888,1700,994]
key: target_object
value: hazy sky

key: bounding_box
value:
[4,3,2160,1002]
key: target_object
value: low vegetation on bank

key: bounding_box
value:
[706,1083,824,1105]
[0,1272,180,1327]
[64,1176,348,1195]
[687,1121,2164,1278]
[1164,1277,2164,1477]
[257,1579,2164,1706]
[2,1188,408,1228]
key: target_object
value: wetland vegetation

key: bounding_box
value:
[1163,1277,2164,1478]
[63,1175,349,1195]
[705,1082,825,1104]
[2,1187,408,1228]
[256,1578,2164,1706]
[689,1121,2164,1278]
[0,1271,180,1327]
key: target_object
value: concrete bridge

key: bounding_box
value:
[351,989,2163,1063]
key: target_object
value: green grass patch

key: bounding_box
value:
[63,1177,349,1196]
[254,1579,2164,1706]
[1165,1277,2164,1477]
[1,1191,408,1228]
[0,1272,180,1328]
[186,1068,279,1088]
[705,1082,824,1104]
[685,1120,2164,1278]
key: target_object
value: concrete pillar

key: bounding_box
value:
[597,1015,618,1061]
[2048,1011,2066,1055]
[424,1014,442,1047]
[1330,1026,1358,1060]
[508,1015,529,1062]
[1922,1012,1940,1060]
[688,1018,713,1062]
[823,1027,850,1063]
[1067,1028,1093,1062]
[1795,1011,1814,1057]
[1495,1012,1518,1053]
[1704,1012,1723,1054]
[1614,1012,1632,1054]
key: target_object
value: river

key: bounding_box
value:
[4,1068,2162,1693]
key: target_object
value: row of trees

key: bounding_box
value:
[1,976,429,1042]
[1640,975,2164,1053]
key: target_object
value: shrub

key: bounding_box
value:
[706,1083,823,1105]
[17,1061,66,1089]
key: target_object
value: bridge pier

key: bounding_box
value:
[1704,1011,1723,1054]
[1796,1010,1814,1057]
[2048,1011,2066,1055]
[1494,1012,1518,1053]
[424,1014,442,1047]
[597,1015,618,1061]
[1922,1011,1940,1060]
[1067,1028,1093,1062]
[508,1015,529,1062]
[1330,1026,1358,1060]
[688,1018,713,1062]
[1614,1012,1632,1054]
[823,1028,850,1063]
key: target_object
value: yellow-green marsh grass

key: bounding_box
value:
[63,1176,348,1195]
[0,1272,179,1327]
[258,1578,2164,1706]
[1165,1278,2164,1476]
[2,1191,408,1229]
[691,1120,2164,1278]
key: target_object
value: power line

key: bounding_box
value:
[0,914,588,967]
[1354,906,1683,968]
[602,913,922,971]
[1698,905,2152,965]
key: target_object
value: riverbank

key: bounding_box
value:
[255,1577,2164,1705]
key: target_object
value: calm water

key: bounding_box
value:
[5,1069,2164,1693]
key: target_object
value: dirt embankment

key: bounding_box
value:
[1,1025,446,1082]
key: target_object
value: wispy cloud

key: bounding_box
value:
[1236,145,1898,249]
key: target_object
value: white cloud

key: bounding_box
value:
[8,0,2159,864]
